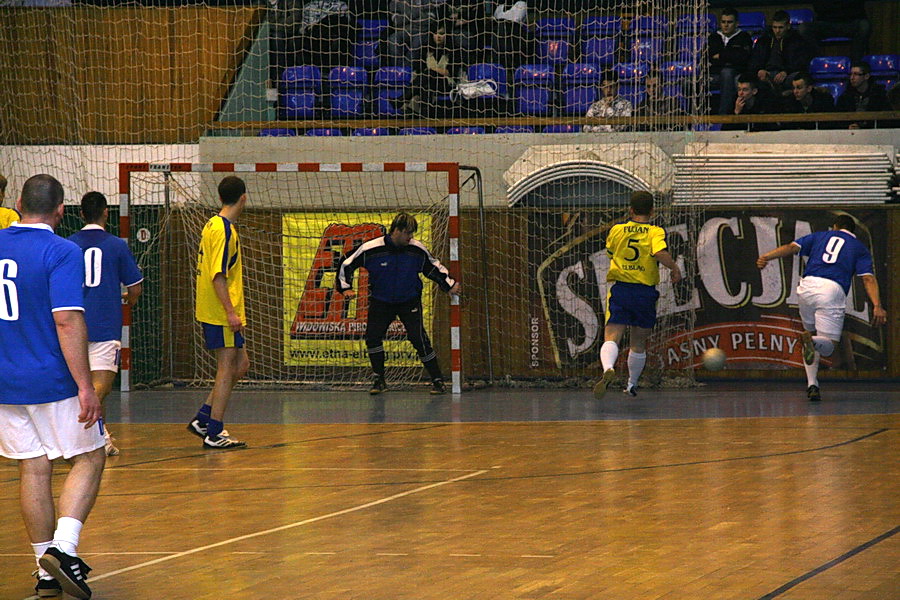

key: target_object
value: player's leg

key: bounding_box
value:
[88,340,121,455]
[797,278,844,401]
[203,346,249,448]
[624,326,652,396]
[396,297,445,394]
[365,298,395,394]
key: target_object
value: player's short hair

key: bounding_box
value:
[630,191,654,217]
[0,173,7,196]
[737,73,759,89]
[771,10,789,25]
[390,212,418,234]
[792,72,813,87]
[218,176,246,205]
[720,7,738,20]
[850,60,871,75]
[833,214,856,233]
[20,174,64,216]
[81,191,108,223]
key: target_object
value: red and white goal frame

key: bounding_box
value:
[118,161,462,394]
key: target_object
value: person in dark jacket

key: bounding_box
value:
[708,8,753,115]
[835,61,891,129]
[725,73,779,131]
[781,72,835,129]
[799,1,871,61]
[336,213,460,395]
[749,10,815,96]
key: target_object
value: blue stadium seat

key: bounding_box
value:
[353,40,380,69]
[280,65,321,120]
[399,127,437,135]
[581,16,621,39]
[614,62,648,82]
[809,56,851,81]
[662,83,690,112]
[537,39,570,65]
[356,19,388,40]
[328,66,368,117]
[675,36,706,63]
[674,13,716,35]
[258,128,296,136]
[581,38,617,67]
[564,63,603,85]
[280,93,316,119]
[692,123,722,132]
[305,128,343,136]
[374,66,413,116]
[562,63,602,116]
[618,84,645,108]
[563,86,599,115]
[467,63,507,97]
[543,124,579,133]
[786,9,814,28]
[738,12,766,34]
[536,17,575,40]
[494,126,535,133]
[282,65,322,92]
[875,78,896,93]
[630,16,667,36]
[446,126,486,135]
[662,61,694,82]
[631,37,663,65]
[352,127,391,136]
[863,55,899,79]
[515,64,554,115]
[815,82,847,102]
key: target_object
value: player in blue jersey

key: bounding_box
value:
[336,213,460,395]
[69,192,144,456]
[0,175,105,600]
[757,214,887,401]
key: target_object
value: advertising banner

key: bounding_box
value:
[530,209,887,372]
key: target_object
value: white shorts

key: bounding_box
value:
[89,340,121,373]
[0,397,106,460]
[797,276,846,341]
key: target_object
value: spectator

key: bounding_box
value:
[799,2,870,61]
[725,73,778,131]
[749,10,815,97]
[633,74,686,131]
[384,0,439,67]
[584,75,632,133]
[446,0,496,68]
[271,0,351,81]
[884,83,900,129]
[405,24,459,118]
[780,72,835,129]
[835,60,891,129]
[708,8,753,115]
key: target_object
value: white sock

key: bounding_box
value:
[813,336,834,357]
[600,341,619,372]
[627,351,646,388]
[52,517,83,556]
[32,541,52,579]
[803,352,820,387]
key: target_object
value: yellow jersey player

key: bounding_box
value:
[186,176,249,449]
[593,191,683,399]
[0,173,21,228]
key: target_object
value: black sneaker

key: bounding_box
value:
[38,547,92,599]
[203,433,247,449]
[369,375,387,395]
[187,418,207,439]
[623,384,638,397]
[430,378,447,395]
[32,570,62,598]
[807,385,821,401]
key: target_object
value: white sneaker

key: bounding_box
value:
[203,433,246,449]
[104,431,119,456]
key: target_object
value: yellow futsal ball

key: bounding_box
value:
[701,348,727,371]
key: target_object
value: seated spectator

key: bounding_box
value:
[271,0,352,82]
[835,60,891,129]
[749,10,815,97]
[633,74,686,131]
[799,2,871,61]
[708,8,753,115]
[403,24,458,118]
[725,73,778,131]
[884,83,900,128]
[780,72,835,129]
[583,76,632,133]
[384,0,438,67]
[492,2,535,68]
[447,0,496,69]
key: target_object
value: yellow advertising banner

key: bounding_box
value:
[282,212,434,366]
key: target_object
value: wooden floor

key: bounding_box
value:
[1,384,898,599]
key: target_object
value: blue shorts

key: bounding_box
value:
[605,281,659,329]
[201,323,245,349]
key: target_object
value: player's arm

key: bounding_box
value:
[859,274,887,326]
[212,273,243,332]
[419,244,458,294]
[124,282,143,305]
[652,249,682,283]
[54,310,102,428]
[756,242,800,269]
[335,244,366,296]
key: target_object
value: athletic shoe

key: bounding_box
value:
[623,384,638,397]
[430,378,447,395]
[369,375,387,395]
[800,331,816,365]
[807,385,821,402]
[32,570,62,598]
[187,419,207,439]
[38,548,92,599]
[592,368,616,400]
[203,433,246,449]
[104,432,119,456]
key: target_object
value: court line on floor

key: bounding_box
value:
[755,525,900,599]
[88,468,489,584]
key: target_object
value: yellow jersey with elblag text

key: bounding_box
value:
[605,219,668,287]
[0,207,20,229]
[195,215,245,326]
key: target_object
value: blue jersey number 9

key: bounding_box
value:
[821,236,845,264]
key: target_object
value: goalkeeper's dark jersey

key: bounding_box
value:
[336,234,455,304]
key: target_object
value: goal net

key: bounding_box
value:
[115,162,461,392]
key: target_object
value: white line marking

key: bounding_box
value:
[449,553,482,557]
[109,467,478,472]
[89,469,488,583]
[521,555,554,558]
[376,553,409,556]
[304,552,337,555]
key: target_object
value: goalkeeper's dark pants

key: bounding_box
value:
[365,296,442,381]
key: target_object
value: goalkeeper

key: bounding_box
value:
[336,213,460,395]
